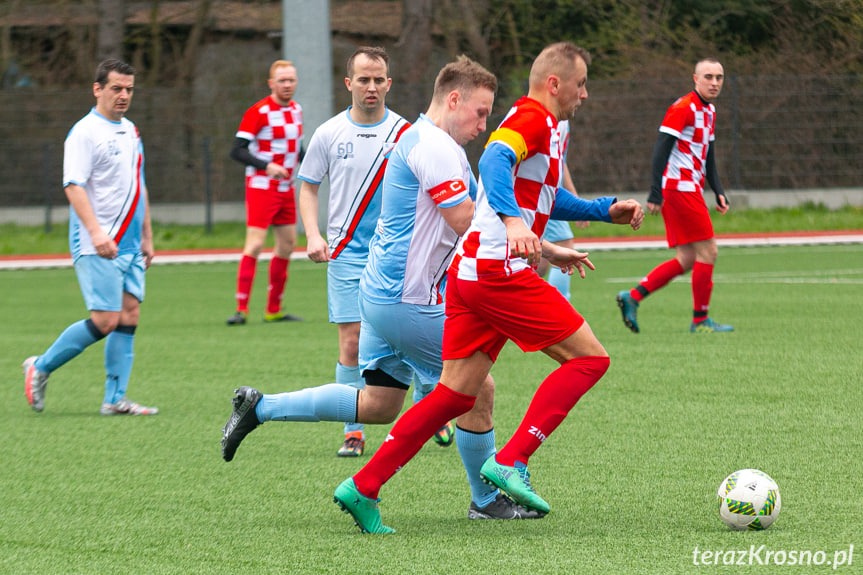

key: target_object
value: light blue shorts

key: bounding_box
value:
[543,219,575,243]
[358,296,443,390]
[74,253,145,312]
[327,258,365,323]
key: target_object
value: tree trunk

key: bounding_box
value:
[97,0,125,61]
[395,0,433,119]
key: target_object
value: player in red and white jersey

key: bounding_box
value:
[324,43,642,533]
[617,59,733,334]
[226,60,304,325]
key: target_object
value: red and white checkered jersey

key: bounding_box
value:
[451,96,563,280]
[236,95,303,193]
[659,91,715,194]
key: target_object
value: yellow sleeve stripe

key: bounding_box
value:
[486,128,528,162]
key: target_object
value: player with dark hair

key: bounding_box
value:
[23,58,158,416]
[617,58,732,333]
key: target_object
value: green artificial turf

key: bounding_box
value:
[1,245,861,573]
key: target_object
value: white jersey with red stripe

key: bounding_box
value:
[236,95,303,193]
[297,107,409,263]
[452,96,563,281]
[63,107,147,260]
[659,91,715,194]
[360,114,474,306]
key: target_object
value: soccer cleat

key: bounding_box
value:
[22,356,49,412]
[337,432,365,457]
[690,317,734,333]
[226,311,248,326]
[333,478,395,534]
[221,386,263,462]
[263,312,303,323]
[480,457,550,514]
[100,398,159,416]
[432,421,455,447]
[616,290,640,333]
[468,492,547,520]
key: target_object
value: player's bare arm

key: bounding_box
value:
[608,199,645,230]
[141,187,154,268]
[438,197,475,236]
[298,181,329,262]
[541,241,594,278]
[64,183,117,259]
[502,215,542,265]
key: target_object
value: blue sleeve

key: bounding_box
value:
[468,171,477,201]
[550,188,616,222]
[477,142,521,217]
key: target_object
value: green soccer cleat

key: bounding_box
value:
[616,290,640,333]
[690,317,734,333]
[333,478,395,534]
[263,311,303,323]
[432,421,455,447]
[480,457,550,514]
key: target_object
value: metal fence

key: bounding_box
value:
[1,75,861,212]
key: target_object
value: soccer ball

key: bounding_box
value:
[717,469,781,531]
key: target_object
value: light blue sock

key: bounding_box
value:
[411,374,434,404]
[104,327,135,404]
[548,268,572,300]
[336,363,364,437]
[255,383,358,423]
[35,319,103,373]
[456,427,499,508]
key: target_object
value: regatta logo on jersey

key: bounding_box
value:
[356,133,377,139]
[428,180,467,205]
[106,139,121,156]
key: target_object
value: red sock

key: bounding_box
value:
[630,258,684,302]
[353,384,476,499]
[266,256,290,315]
[691,261,714,322]
[496,356,610,467]
[235,255,257,313]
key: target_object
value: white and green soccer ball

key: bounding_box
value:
[717,469,782,531]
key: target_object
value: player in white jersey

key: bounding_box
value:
[22,59,158,416]
[220,48,448,460]
[300,47,410,456]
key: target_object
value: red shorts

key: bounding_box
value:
[245,182,296,228]
[442,269,585,362]
[661,190,714,247]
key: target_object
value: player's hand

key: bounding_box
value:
[141,237,154,269]
[92,229,118,259]
[544,243,595,279]
[305,234,330,263]
[266,162,288,180]
[716,194,730,215]
[609,199,645,230]
[647,201,662,216]
[503,216,542,266]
